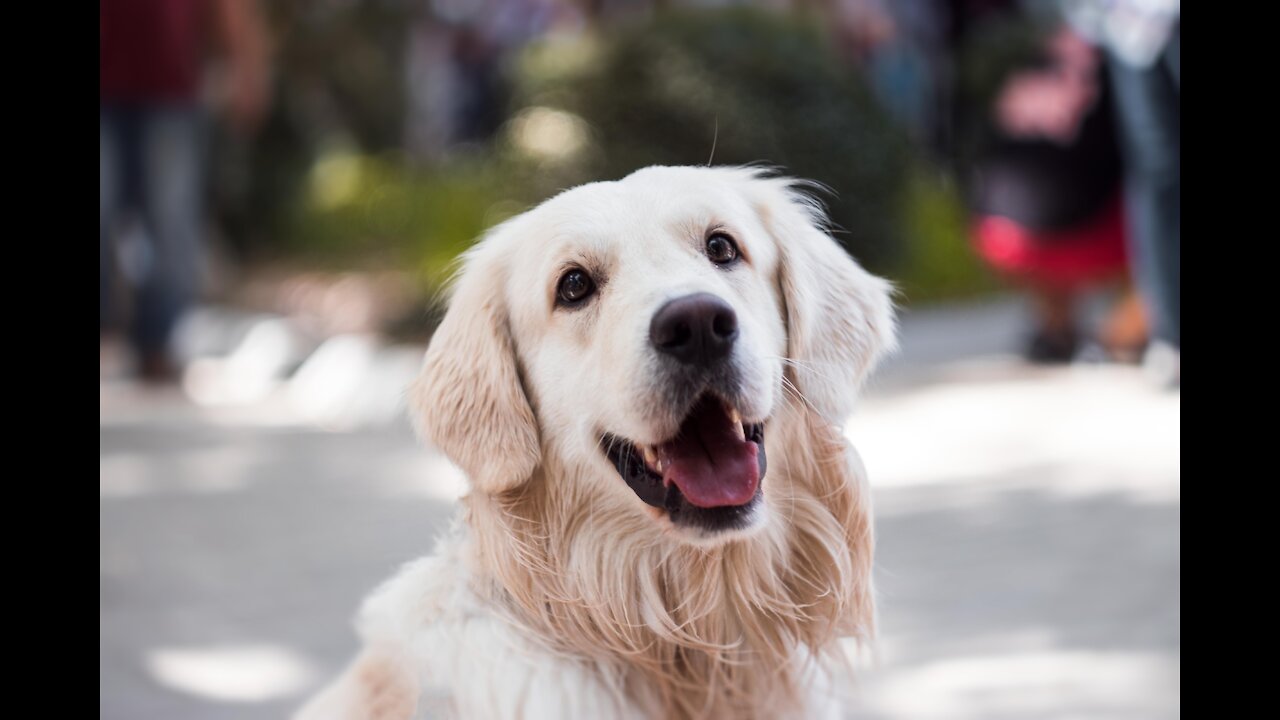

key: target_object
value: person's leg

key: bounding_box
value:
[132,106,206,378]
[1099,283,1149,362]
[1107,33,1179,350]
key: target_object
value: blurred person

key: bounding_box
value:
[823,0,940,146]
[1060,0,1179,384]
[970,25,1148,362]
[823,0,1027,167]
[405,0,571,162]
[100,0,269,382]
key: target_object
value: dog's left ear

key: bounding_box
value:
[750,175,897,422]
[409,237,540,495]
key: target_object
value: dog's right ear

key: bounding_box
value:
[409,237,540,495]
[747,172,897,423]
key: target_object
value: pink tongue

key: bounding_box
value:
[658,397,759,508]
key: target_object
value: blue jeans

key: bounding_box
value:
[1107,27,1179,348]
[100,106,206,353]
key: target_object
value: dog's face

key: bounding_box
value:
[503,169,788,540]
[413,166,895,545]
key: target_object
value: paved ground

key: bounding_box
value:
[99,298,1180,719]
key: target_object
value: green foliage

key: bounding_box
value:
[223,3,1012,312]
[281,151,520,287]
[211,0,415,257]
[894,166,1000,304]
[508,7,913,271]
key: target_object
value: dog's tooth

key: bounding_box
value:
[655,447,671,474]
[642,445,659,470]
[727,406,746,441]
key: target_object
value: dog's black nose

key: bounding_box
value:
[650,293,738,366]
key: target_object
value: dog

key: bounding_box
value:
[295,165,896,720]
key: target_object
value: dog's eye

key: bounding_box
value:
[706,233,739,265]
[557,268,595,305]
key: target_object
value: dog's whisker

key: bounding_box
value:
[767,355,849,398]
[778,374,816,414]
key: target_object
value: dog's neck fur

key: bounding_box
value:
[460,399,875,719]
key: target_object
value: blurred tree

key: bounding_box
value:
[206,1,1008,314]
[508,5,914,270]
[210,0,414,259]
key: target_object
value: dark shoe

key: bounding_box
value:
[1025,329,1078,364]
[138,349,180,384]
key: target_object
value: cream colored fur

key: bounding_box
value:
[295,166,896,720]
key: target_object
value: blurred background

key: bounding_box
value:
[100,0,1179,718]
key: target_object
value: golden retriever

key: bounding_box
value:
[296,165,896,720]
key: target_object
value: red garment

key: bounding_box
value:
[972,194,1128,290]
[100,0,210,103]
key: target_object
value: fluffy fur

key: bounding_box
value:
[296,166,896,720]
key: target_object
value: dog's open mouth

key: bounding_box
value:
[604,394,766,531]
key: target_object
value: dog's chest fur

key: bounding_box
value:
[356,441,865,720]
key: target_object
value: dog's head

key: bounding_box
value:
[411,166,895,544]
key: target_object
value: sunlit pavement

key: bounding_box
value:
[100,298,1179,720]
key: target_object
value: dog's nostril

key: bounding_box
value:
[652,319,690,351]
[650,293,738,366]
[711,311,737,340]
[668,322,691,348]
